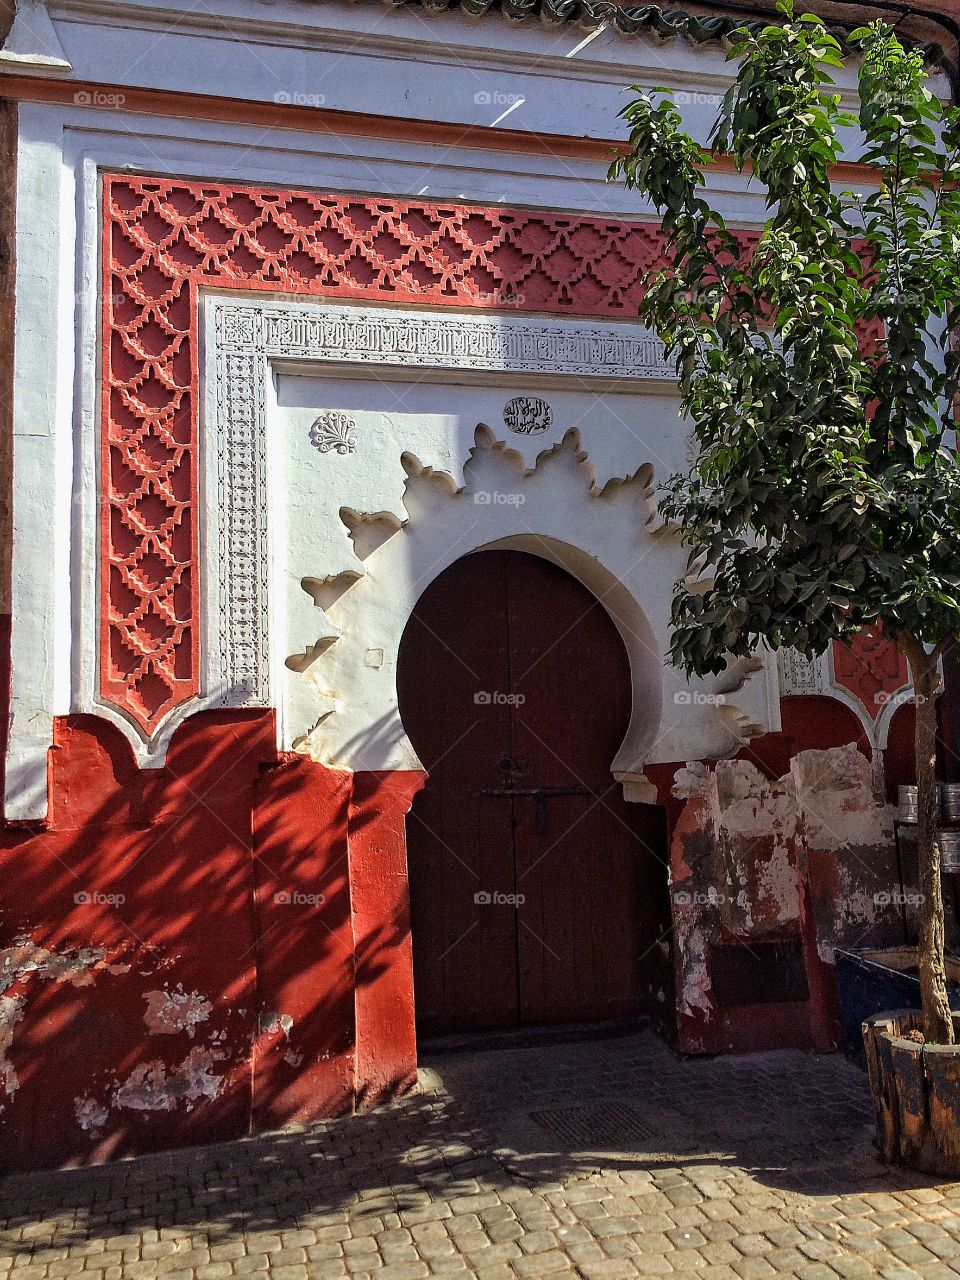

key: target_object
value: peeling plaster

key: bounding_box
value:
[0,996,24,1096]
[672,762,711,801]
[670,744,899,1036]
[143,987,213,1038]
[114,1047,225,1113]
[0,940,129,994]
[675,746,893,854]
[259,1011,294,1037]
[74,1096,108,1131]
[715,760,795,838]
[0,940,132,1103]
[793,745,893,851]
[755,841,802,926]
[679,926,712,1019]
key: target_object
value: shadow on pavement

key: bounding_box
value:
[0,1031,946,1262]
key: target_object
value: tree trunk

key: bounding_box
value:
[903,635,954,1045]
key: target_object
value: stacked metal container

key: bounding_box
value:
[898,784,960,872]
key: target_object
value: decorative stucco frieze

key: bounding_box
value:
[260,310,675,379]
[206,298,674,719]
[202,293,777,780]
[777,648,827,698]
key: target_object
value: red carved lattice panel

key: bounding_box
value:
[101,176,679,734]
[100,175,885,736]
[832,624,909,719]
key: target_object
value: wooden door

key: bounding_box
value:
[397,550,673,1038]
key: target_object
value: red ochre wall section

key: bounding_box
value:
[0,679,950,1169]
[654,692,935,1058]
[0,707,424,1174]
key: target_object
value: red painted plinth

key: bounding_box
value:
[0,712,424,1173]
[350,771,424,1108]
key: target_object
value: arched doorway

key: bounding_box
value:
[397,548,674,1039]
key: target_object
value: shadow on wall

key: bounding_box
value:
[0,704,423,1174]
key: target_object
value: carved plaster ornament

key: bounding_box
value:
[339,509,403,560]
[310,411,357,455]
[714,655,765,695]
[300,572,363,611]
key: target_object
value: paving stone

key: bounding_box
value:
[829,1258,878,1279]
[574,1264,640,1280]
[512,1251,572,1276]
[0,1033,958,1280]
[731,1257,778,1279]
[518,1231,559,1254]
[794,1264,839,1280]
[601,1238,644,1260]
[798,1240,843,1262]
[670,1228,709,1249]
[409,1223,446,1243]
[380,1244,418,1264]
[667,1187,705,1208]
[234,1254,272,1272]
[374,1265,427,1280]
[571,1202,609,1222]
[485,1220,523,1244]
[463,1242,522,1267]
[701,1241,743,1266]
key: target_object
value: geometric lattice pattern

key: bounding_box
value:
[832,624,909,720]
[101,175,683,735]
[104,176,867,737]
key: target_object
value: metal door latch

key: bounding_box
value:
[479,785,591,835]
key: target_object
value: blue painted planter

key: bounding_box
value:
[836,947,960,1068]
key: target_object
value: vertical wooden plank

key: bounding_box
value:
[397,553,516,1034]
[507,552,669,1026]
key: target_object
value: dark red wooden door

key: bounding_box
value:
[397,550,673,1037]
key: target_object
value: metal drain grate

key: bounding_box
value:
[528,1102,663,1147]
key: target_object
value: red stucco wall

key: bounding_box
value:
[0,707,423,1173]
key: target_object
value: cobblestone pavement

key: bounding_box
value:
[2,1031,960,1280]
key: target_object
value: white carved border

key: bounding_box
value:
[198,295,780,789]
[204,298,680,729]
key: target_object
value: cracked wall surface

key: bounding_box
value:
[669,742,933,1055]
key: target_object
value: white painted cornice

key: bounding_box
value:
[48,0,740,82]
[29,0,915,151]
[0,0,72,75]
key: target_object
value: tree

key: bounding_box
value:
[610,1,960,1043]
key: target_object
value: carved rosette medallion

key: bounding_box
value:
[504,396,552,436]
[310,411,357,455]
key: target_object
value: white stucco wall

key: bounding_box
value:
[5,0,909,816]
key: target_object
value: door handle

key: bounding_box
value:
[478,787,592,797]
[478,785,592,837]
